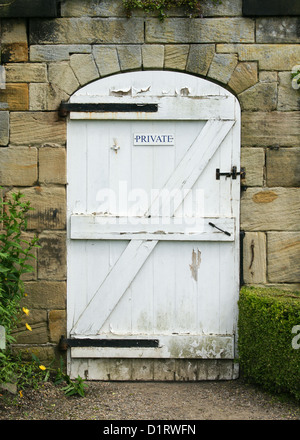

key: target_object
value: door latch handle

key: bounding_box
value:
[216,166,245,180]
[209,222,231,236]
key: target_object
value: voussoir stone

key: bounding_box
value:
[93,46,120,77]
[70,53,99,86]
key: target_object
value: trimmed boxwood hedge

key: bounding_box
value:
[238,286,300,401]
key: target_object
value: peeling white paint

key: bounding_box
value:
[190,249,201,281]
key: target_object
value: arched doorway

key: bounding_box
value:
[66,71,241,380]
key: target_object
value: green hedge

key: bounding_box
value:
[238,286,300,401]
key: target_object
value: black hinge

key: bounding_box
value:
[59,102,158,117]
[216,166,245,180]
[59,336,159,351]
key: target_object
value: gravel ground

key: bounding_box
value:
[0,378,299,421]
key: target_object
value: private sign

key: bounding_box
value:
[134,133,174,146]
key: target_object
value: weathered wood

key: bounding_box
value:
[67,72,240,366]
[71,334,235,359]
[70,215,235,241]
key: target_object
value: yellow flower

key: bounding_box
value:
[25,323,32,331]
[19,390,23,398]
[22,307,29,315]
[39,365,46,371]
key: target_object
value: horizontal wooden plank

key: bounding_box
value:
[70,215,235,241]
[71,334,235,359]
[69,95,236,121]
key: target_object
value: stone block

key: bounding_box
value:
[238,82,277,111]
[30,45,92,62]
[39,146,66,184]
[266,148,300,187]
[6,186,66,231]
[12,310,48,344]
[0,146,37,186]
[267,232,300,283]
[164,45,189,70]
[259,71,277,83]
[48,62,79,95]
[49,310,66,343]
[243,232,267,284]
[0,83,29,110]
[228,62,258,94]
[145,18,254,43]
[93,46,120,77]
[0,111,9,146]
[61,0,126,17]
[240,147,264,187]
[29,83,69,111]
[207,53,238,84]
[70,53,99,86]
[242,112,300,147]
[241,188,300,231]
[5,63,47,83]
[38,231,67,280]
[256,18,300,43]
[10,112,66,145]
[237,44,300,70]
[117,46,142,71]
[1,19,28,62]
[20,232,38,281]
[142,45,164,69]
[278,72,300,111]
[200,0,242,16]
[186,44,215,76]
[23,281,66,309]
[15,346,57,364]
[29,18,144,44]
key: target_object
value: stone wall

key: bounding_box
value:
[0,0,299,362]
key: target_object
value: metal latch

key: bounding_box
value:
[58,336,159,351]
[208,222,231,236]
[216,166,245,180]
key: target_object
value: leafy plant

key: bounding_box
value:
[123,0,203,20]
[238,286,300,401]
[62,375,88,397]
[0,189,39,344]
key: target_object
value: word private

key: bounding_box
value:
[134,133,175,146]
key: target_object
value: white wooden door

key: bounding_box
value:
[67,71,241,365]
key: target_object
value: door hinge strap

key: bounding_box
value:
[59,336,159,351]
[216,166,245,180]
[209,222,231,236]
[59,102,158,117]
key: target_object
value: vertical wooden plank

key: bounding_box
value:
[86,121,110,213]
[153,241,176,334]
[67,120,87,215]
[174,241,199,333]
